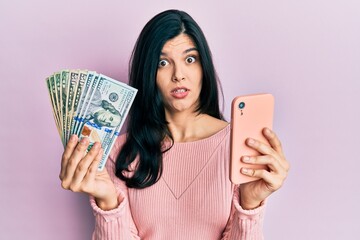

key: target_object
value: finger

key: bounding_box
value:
[60,135,78,180]
[81,148,103,194]
[241,168,273,185]
[263,128,285,157]
[246,167,285,191]
[242,155,283,173]
[87,147,103,179]
[263,128,291,171]
[70,142,102,190]
[246,137,276,156]
[62,137,90,188]
[246,137,291,173]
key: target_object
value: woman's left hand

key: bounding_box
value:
[239,128,290,210]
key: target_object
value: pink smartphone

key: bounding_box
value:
[230,93,274,184]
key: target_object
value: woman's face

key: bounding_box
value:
[156,33,203,116]
[94,109,121,127]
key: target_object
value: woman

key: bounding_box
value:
[59,9,289,239]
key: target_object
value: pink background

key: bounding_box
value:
[1,0,359,239]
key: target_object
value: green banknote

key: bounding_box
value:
[61,70,69,144]
[70,70,88,136]
[46,77,62,142]
[65,70,79,145]
[77,74,137,170]
[54,72,63,140]
[73,72,97,136]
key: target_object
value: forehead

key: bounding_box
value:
[162,34,196,52]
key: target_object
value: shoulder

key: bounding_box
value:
[200,115,229,139]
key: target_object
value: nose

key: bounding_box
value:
[172,65,185,82]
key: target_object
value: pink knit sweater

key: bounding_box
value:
[90,125,265,240]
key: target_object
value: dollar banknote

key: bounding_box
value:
[73,72,97,136]
[49,74,65,144]
[65,70,79,145]
[77,74,137,170]
[69,70,88,136]
[46,69,137,170]
[98,77,137,170]
[61,70,70,144]
[54,72,63,141]
[46,77,63,141]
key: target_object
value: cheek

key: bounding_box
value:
[156,77,169,96]
[156,72,163,89]
[193,67,203,89]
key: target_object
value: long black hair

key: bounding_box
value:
[115,9,224,189]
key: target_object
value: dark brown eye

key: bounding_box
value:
[186,56,196,64]
[158,60,168,67]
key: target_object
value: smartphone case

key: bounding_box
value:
[230,93,274,184]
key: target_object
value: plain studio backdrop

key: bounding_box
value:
[0,0,359,239]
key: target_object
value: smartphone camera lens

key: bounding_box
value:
[239,102,245,109]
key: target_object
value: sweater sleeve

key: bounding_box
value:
[89,135,140,240]
[221,186,266,240]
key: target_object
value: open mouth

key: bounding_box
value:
[171,88,189,93]
[170,87,190,98]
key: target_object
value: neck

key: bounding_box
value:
[165,110,207,142]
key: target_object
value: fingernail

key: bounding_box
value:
[80,137,88,145]
[265,128,271,135]
[69,135,76,142]
[243,156,251,162]
[92,142,99,149]
[248,138,255,145]
[242,168,249,174]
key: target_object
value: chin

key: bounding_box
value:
[173,105,197,114]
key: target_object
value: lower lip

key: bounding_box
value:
[171,90,189,99]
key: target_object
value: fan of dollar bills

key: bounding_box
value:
[46,70,137,170]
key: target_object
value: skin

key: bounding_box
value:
[59,33,289,211]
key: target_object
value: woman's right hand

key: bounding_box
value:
[59,135,119,210]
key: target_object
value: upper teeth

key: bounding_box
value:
[174,89,186,93]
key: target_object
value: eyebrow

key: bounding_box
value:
[184,47,198,54]
[160,47,198,56]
